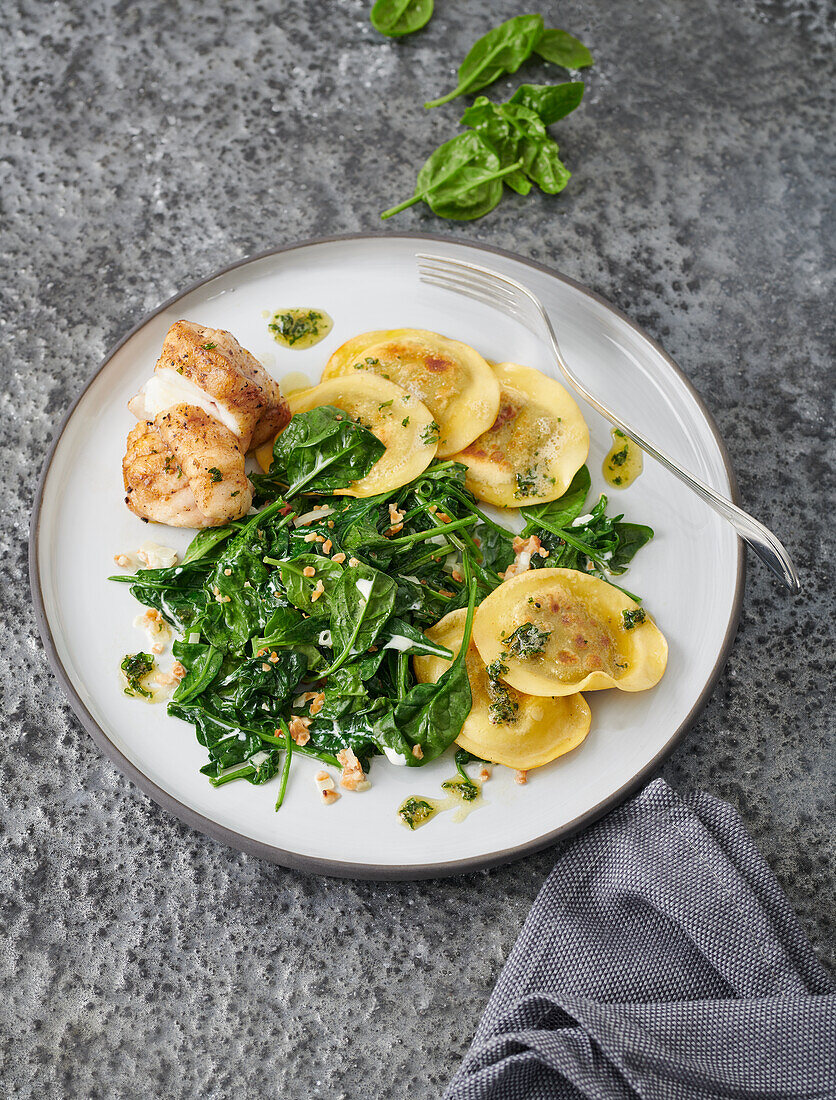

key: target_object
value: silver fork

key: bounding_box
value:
[417,252,800,593]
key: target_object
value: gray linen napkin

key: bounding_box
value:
[445,778,835,1100]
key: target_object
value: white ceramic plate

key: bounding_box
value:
[31,234,743,879]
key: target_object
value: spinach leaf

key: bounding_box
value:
[509,81,584,126]
[381,131,523,221]
[475,522,515,575]
[261,406,385,495]
[461,97,570,195]
[253,604,324,652]
[534,27,593,70]
[217,651,307,711]
[380,568,477,765]
[181,525,238,565]
[326,563,397,674]
[278,554,344,616]
[171,641,223,704]
[378,616,454,659]
[370,0,433,37]
[424,13,545,109]
[609,522,654,574]
[521,464,591,533]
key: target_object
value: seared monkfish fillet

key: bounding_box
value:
[122,321,289,527]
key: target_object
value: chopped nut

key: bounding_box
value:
[268,652,279,663]
[321,789,340,804]
[309,692,325,716]
[224,567,232,576]
[154,671,177,686]
[261,663,271,672]
[303,532,319,543]
[515,770,528,785]
[337,746,368,791]
[348,557,359,567]
[411,744,424,760]
[451,570,463,583]
[385,524,404,536]
[327,519,335,528]
[113,554,131,568]
[310,579,325,602]
[437,511,451,523]
[172,661,186,680]
[289,716,312,746]
[479,766,492,782]
[332,552,346,564]
[302,566,316,578]
[257,649,266,657]
[388,503,405,526]
[243,580,252,587]
[322,539,333,554]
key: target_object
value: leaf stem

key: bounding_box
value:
[275,718,293,811]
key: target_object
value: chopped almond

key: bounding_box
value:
[322,539,333,554]
[451,570,463,583]
[309,692,325,716]
[314,770,334,789]
[437,511,451,523]
[289,716,312,746]
[172,661,186,680]
[302,565,316,578]
[385,523,404,536]
[479,766,492,782]
[348,557,359,567]
[337,747,368,791]
[113,553,131,568]
[411,744,424,760]
[223,567,232,575]
[515,770,528,785]
[310,579,325,602]
[332,552,346,564]
[303,532,319,543]
[321,789,340,805]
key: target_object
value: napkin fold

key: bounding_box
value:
[445,778,835,1100]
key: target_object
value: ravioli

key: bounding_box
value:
[414,609,591,770]
[256,374,437,497]
[321,328,500,457]
[473,568,667,695]
[450,362,589,507]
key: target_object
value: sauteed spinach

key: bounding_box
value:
[111,406,650,807]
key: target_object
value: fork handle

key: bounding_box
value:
[547,334,801,594]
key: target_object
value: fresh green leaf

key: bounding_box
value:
[370,0,433,37]
[378,616,454,658]
[521,465,592,533]
[381,565,477,765]
[534,27,593,70]
[461,97,570,195]
[262,406,385,495]
[181,525,238,565]
[609,522,654,574]
[424,13,545,108]
[278,554,344,616]
[171,641,223,704]
[381,131,523,221]
[326,563,397,674]
[509,81,584,126]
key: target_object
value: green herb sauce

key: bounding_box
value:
[268,308,333,349]
[603,429,643,489]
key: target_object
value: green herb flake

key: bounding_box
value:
[504,622,551,658]
[622,607,647,630]
[378,400,394,411]
[401,416,410,427]
[208,467,223,483]
[201,342,217,350]
[421,421,441,446]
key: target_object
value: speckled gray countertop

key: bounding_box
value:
[2,1,833,1096]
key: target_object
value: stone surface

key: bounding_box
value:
[1,0,833,1096]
